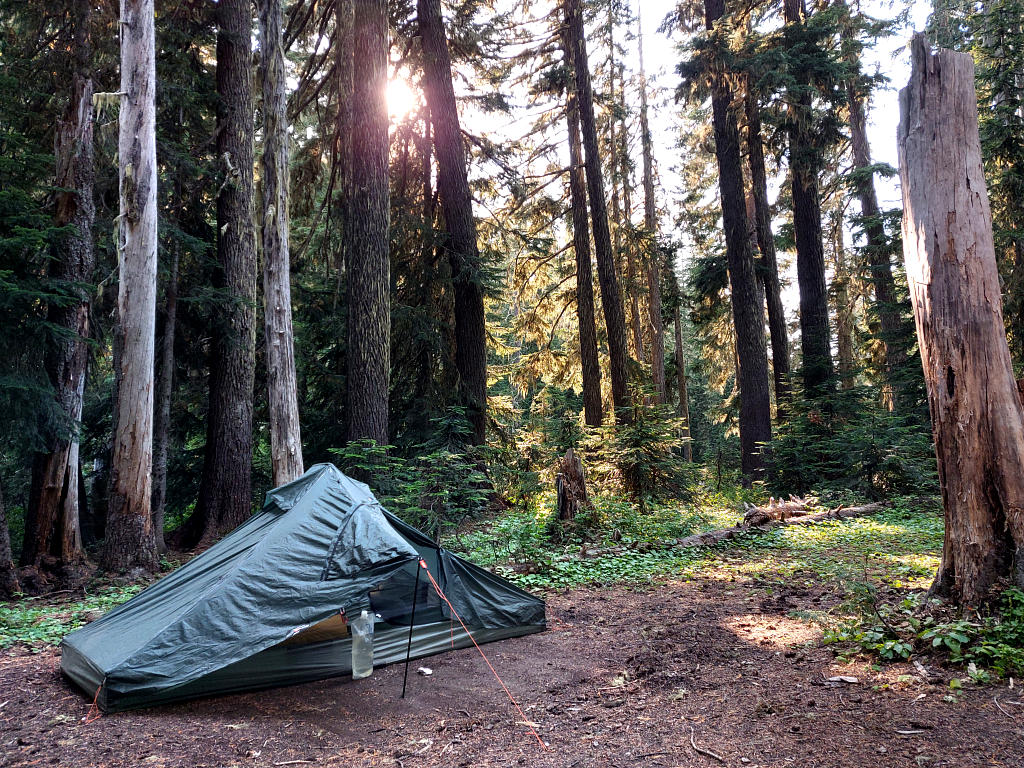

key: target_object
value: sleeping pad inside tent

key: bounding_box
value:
[60,464,546,712]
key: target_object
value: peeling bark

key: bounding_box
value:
[23,0,94,571]
[102,0,159,572]
[261,0,305,479]
[898,36,1024,605]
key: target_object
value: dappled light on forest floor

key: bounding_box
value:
[722,613,822,650]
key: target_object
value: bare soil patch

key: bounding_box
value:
[2,579,1021,767]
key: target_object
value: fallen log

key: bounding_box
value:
[741,495,817,526]
[575,501,887,559]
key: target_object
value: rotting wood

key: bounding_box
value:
[555,448,590,522]
[102,0,159,572]
[898,34,1024,604]
[741,496,814,526]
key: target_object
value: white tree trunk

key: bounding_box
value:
[102,0,158,571]
[898,34,1024,604]
[260,0,304,485]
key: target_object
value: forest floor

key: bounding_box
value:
[2,498,1022,767]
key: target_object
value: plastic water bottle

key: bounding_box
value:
[350,610,374,679]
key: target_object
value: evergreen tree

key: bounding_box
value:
[700,0,772,480]
[186,0,258,547]
[564,0,632,422]
[346,0,391,446]
[419,0,489,444]
[782,0,834,395]
[23,0,94,572]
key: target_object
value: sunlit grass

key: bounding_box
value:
[451,494,944,595]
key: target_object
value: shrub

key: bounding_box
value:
[768,386,936,499]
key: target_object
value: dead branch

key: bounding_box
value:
[689,726,725,763]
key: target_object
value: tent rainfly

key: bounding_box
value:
[61,464,546,712]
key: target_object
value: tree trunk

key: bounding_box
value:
[187,0,257,547]
[260,0,305,479]
[745,88,791,413]
[418,0,488,444]
[0,476,20,597]
[564,0,631,422]
[638,19,666,404]
[563,49,603,427]
[151,240,178,554]
[674,307,693,462]
[346,0,391,446]
[556,448,590,522]
[831,212,856,389]
[605,22,644,370]
[705,0,772,481]
[897,35,1024,605]
[784,0,834,395]
[846,66,905,407]
[23,0,94,570]
[102,0,158,572]
[334,0,354,291]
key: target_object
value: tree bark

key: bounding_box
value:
[562,34,603,427]
[102,0,159,572]
[334,0,354,290]
[846,67,905,407]
[638,19,666,404]
[564,0,631,422]
[187,0,257,547]
[261,0,305,479]
[704,0,772,481]
[22,0,94,570]
[605,18,644,369]
[898,35,1024,605]
[418,0,488,444]
[151,241,178,555]
[674,307,693,462]
[745,88,791,412]
[831,212,856,389]
[784,0,834,395]
[346,0,391,446]
[555,448,590,522]
[0,477,20,597]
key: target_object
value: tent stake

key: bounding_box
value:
[400,561,422,698]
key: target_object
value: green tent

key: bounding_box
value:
[61,464,545,712]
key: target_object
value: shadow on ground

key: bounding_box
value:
[1,578,1020,767]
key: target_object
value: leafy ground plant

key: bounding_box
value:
[0,584,144,649]
[823,586,1024,677]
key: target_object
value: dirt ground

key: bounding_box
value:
[2,578,1022,768]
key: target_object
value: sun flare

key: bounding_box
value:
[387,76,418,120]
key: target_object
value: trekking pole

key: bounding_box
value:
[400,560,423,698]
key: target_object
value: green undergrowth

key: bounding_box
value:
[447,492,944,596]
[0,584,144,650]
[820,586,1024,678]
[1,492,946,654]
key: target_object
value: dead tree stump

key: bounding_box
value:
[898,34,1024,604]
[556,448,590,522]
